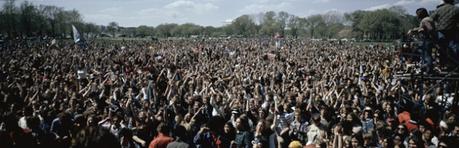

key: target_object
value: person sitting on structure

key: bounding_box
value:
[408,8,437,73]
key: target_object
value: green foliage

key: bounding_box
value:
[155,23,178,37]
[229,15,258,37]
[0,0,97,38]
[347,8,417,41]
[0,0,418,41]
[107,22,119,37]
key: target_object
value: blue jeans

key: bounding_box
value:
[419,39,433,72]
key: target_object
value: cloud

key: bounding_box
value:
[313,0,331,3]
[83,7,124,25]
[365,0,441,11]
[85,14,116,21]
[164,0,218,14]
[99,7,122,14]
[239,1,292,13]
[365,4,392,11]
[134,0,219,26]
[136,7,185,24]
[224,19,233,23]
[138,8,161,16]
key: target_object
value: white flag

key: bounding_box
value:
[51,39,56,46]
[72,25,82,43]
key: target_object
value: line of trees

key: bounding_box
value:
[0,0,101,39]
[0,0,418,41]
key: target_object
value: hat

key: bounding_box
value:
[288,140,302,148]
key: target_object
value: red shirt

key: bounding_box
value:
[149,133,173,148]
[398,111,418,132]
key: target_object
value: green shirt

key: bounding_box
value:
[431,3,459,31]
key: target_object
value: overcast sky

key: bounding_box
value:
[1,0,445,27]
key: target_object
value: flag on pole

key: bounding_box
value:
[72,25,83,43]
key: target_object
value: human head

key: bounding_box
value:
[453,123,459,137]
[351,135,362,147]
[288,140,302,148]
[73,126,121,148]
[255,120,266,132]
[443,0,454,4]
[363,133,373,145]
[422,126,433,141]
[393,134,403,146]
[236,116,249,131]
[407,136,423,148]
[312,113,321,125]
[59,111,73,129]
[157,123,169,135]
[174,114,183,124]
[415,8,429,19]
[174,125,186,140]
[397,124,407,135]
[224,122,235,134]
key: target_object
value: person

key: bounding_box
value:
[253,120,269,148]
[72,126,121,148]
[2,35,459,148]
[361,107,375,133]
[408,8,436,73]
[50,111,73,147]
[193,116,226,148]
[288,140,302,148]
[99,114,126,138]
[233,116,253,148]
[430,0,459,70]
[222,122,236,147]
[305,113,326,147]
[149,123,173,148]
[167,125,189,148]
[289,108,308,144]
[119,128,139,148]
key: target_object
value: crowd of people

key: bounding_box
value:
[1,1,459,148]
[0,36,457,148]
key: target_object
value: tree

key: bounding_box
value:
[259,11,280,36]
[306,15,325,38]
[231,15,258,37]
[40,5,63,36]
[287,16,307,38]
[155,23,178,37]
[276,11,290,35]
[107,22,119,37]
[84,23,101,38]
[171,23,203,37]
[0,1,418,40]
[1,0,19,38]
[135,25,154,37]
[345,6,417,41]
[20,1,37,36]
[345,10,367,39]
